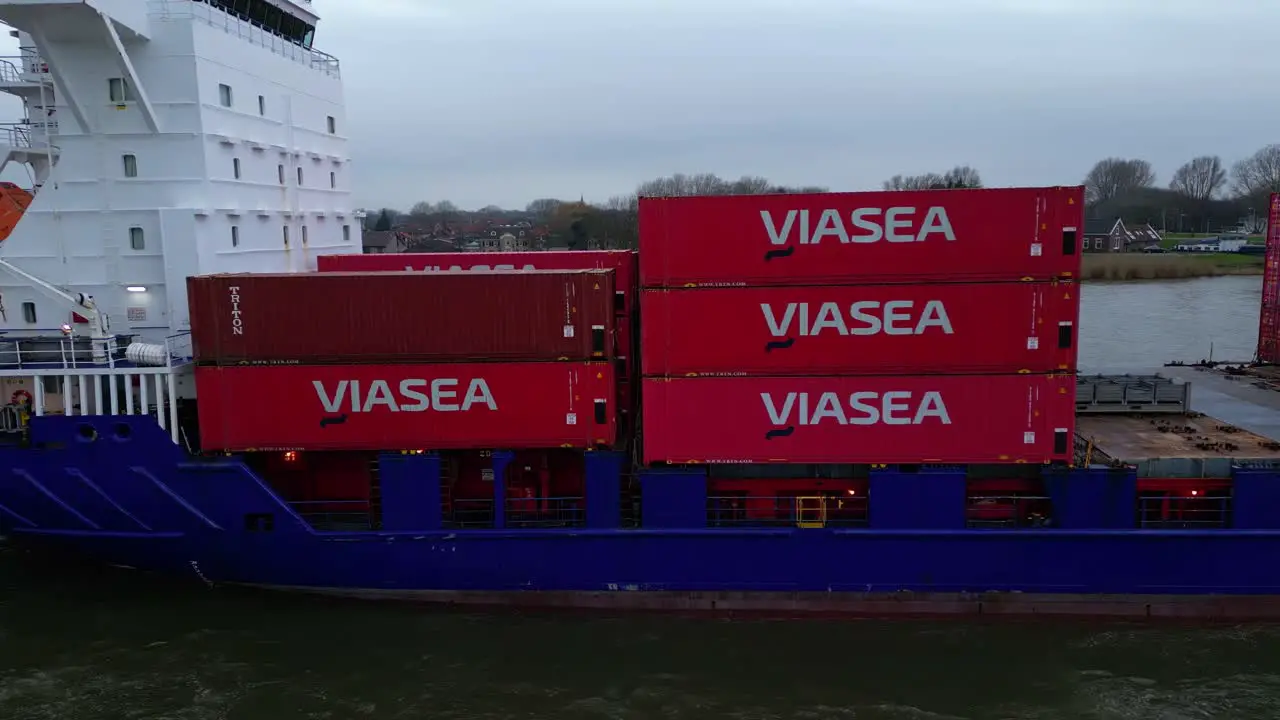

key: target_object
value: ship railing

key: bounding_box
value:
[442,497,495,529]
[0,123,34,149]
[148,0,341,78]
[505,496,585,529]
[620,467,642,529]
[288,499,373,532]
[15,48,49,77]
[1137,494,1231,529]
[965,495,1055,529]
[706,495,870,529]
[0,333,193,371]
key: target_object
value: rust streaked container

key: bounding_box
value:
[195,361,617,451]
[641,373,1075,465]
[188,270,616,365]
[640,281,1079,376]
[639,186,1084,287]
[318,249,639,316]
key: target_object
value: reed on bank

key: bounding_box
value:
[1081,252,1263,281]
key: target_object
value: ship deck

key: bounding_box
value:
[1080,413,1280,462]
[1081,368,1280,476]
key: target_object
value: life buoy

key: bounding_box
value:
[10,389,32,406]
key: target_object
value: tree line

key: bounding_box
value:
[366,144,1280,248]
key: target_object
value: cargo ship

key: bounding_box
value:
[4,1,1280,619]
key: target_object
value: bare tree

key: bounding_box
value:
[1231,144,1280,197]
[941,165,982,188]
[883,173,943,191]
[1083,158,1156,204]
[525,198,562,217]
[883,166,981,191]
[1169,156,1226,201]
[601,194,639,212]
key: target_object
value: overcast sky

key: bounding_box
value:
[316,0,1278,211]
[2,0,1274,211]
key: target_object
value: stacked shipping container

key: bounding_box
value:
[317,250,641,434]
[639,186,1085,465]
[1257,193,1280,363]
[188,271,619,451]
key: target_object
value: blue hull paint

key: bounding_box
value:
[7,415,1280,617]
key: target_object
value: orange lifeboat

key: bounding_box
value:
[0,182,32,243]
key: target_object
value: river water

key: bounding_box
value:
[1,276,1275,720]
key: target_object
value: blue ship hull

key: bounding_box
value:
[7,415,1280,619]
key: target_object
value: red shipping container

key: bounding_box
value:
[1257,193,1280,363]
[318,250,638,316]
[639,186,1084,287]
[640,281,1079,376]
[641,373,1075,464]
[196,361,617,451]
[188,270,615,365]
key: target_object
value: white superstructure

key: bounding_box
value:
[0,0,363,441]
[0,0,361,340]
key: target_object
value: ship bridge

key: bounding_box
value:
[0,0,361,445]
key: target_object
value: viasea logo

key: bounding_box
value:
[760,206,957,261]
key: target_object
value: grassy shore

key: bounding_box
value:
[1081,252,1264,281]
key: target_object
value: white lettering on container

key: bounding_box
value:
[761,301,953,337]
[227,285,243,336]
[313,378,497,413]
[761,391,952,426]
[406,264,538,273]
[760,207,956,245]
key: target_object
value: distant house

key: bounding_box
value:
[1083,218,1163,252]
[361,230,404,254]
[1083,218,1125,252]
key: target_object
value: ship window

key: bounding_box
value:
[129,227,144,250]
[20,301,35,324]
[122,154,137,177]
[108,77,133,103]
[218,83,233,108]
[342,224,351,242]
[301,225,308,245]
[257,95,265,116]
[296,167,303,185]
[232,157,241,179]
[231,225,240,247]
[204,0,316,48]
[329,171,336,189]
[283,225,289,246]
[327,115,336,134]
[277,164,285,184]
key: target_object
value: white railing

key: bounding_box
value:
[0,332,193,372]
[17,48,49,77]
[0,54,50,85]
[0,123,57,152]
[147,0,341,78]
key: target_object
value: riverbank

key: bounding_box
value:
[1082,252,1263,281]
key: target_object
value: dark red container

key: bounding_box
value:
[1257,193,1280,363]
[639,186,1084,287]
[640,281,1079,376]
[188,270,616,365]
[641,373,1075,465]
[195,361,617,451]
[318,250,639,316]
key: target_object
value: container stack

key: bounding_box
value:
[188,270,619,452]
[317,250,641,435]
[638,186,1084,465]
